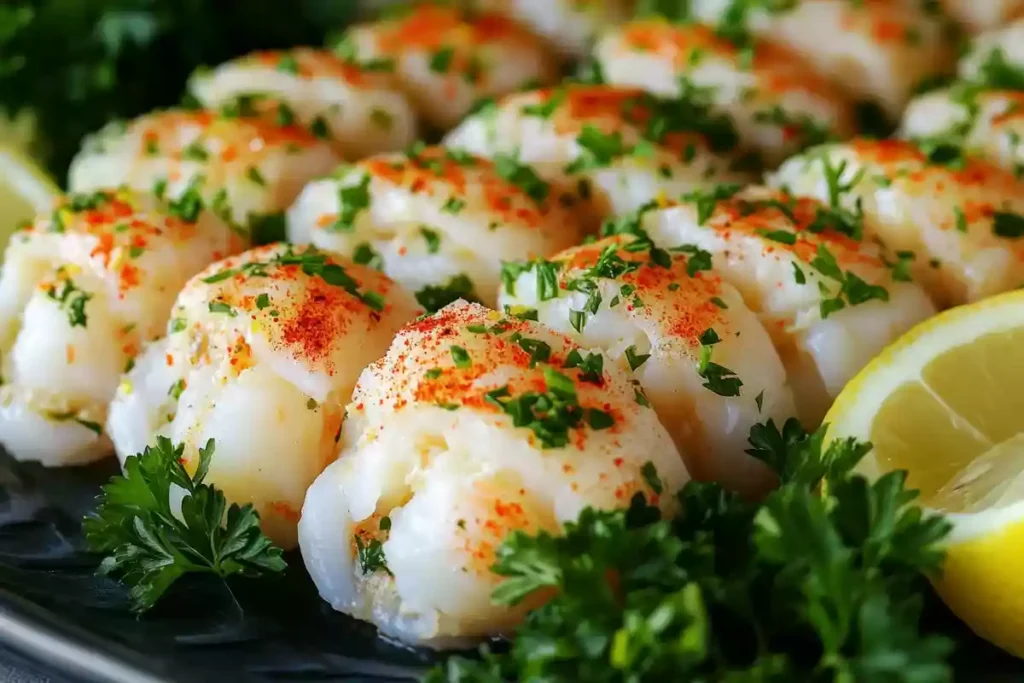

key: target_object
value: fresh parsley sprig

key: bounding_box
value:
[83,438,286,613]
[429,419,954,682]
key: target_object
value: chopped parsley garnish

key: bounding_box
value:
[425,367,443,379]
[256,294,271,310]
[975,47,1024,90]
[514,337,552,368]
[415,274,476,313]
[624,345,651,371]
[246,166,266,186]
[697,327,742,397]
[441,197,466,215]
[808,244,889,318]
[563,349,604,383]
[167,177,206,222]
[521,89,565,119]
[208,301,236,316]
[756,105,833,147]
[682,183,742,224]
[355,519,391,575]
[792,261,807,284]
[276,102,296,127]
[494,154,550,203]
[756,228,797,245]
[249,212,287,245]
[420,226,442,253]
[276,53,300,74]
[180,139,209,162]
[310,116,331,139]
[45,273,92,328]
[353,242,383,270]
[429,46,455,73]
[331,174,371,232]
[450,345,471,368]
[565,125,627,173]
[671,243,714,277]
[640,460,663,494]
[993,211,1024,239]
[168,379,186,400]
[83,438,286,613]
[485,366,614,449]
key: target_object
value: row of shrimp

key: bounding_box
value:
[6,0,1024,649]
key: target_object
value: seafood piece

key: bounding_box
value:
[337,4,558,129]
[628,186,936,425]
[498,233,795,497]
[68,110,340,242]
[468,0,634,58]
[685,0,952,117]
[106,243,422,548]
[593,20,856,163]
[189,47,418,160]
[299,300,688,647]
[900,85,1024,176]
[959,17,1024,83]
[771,139,1024,307]
[0,188,243,465]
[444,84,754,220]
[287,144,587,310]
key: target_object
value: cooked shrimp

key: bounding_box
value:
[68,110,340,243]
[935,0,1024,33]
[468,0,634,58]
[444,84,755,221]
[286,144,587,310]
[0,189,243,466]
[959,17,1024,82]
[630,186,936,425]
[106,243,422,548]
[498,233,795,497]
[298,300,687,647]
[900,86,1024,175]
[685,0,952,117]
[188,48,418,160]
[337,4,558,130]
[771,139,1024,307]
[593,20,856,163]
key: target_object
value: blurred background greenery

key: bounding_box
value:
[0,1,359,182]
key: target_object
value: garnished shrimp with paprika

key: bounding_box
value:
[335,4,558,130]
[900,86,1024,176]
[286,144,587,310]
[468,0,634,58]
[498,233,796,498]
[188,47,418,160]
[958,17,1024,81]
[298,300,687,647]
[770,138,1024,308]
[933,0,1024,33]
[68,109,340,243]
[625,186,936,426]
[0,189,243,466]
[106,243,422,549]
[593,20,856,164]
[684,0,952,118]
[443,84,755,222]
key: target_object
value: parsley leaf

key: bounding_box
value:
[415,274,476,313]
[428,417,954,682]
[83,438,286,613]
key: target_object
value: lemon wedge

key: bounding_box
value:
[824,289,1024,658]
[0,143,59,250]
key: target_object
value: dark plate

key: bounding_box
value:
[0,451,1023,682]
